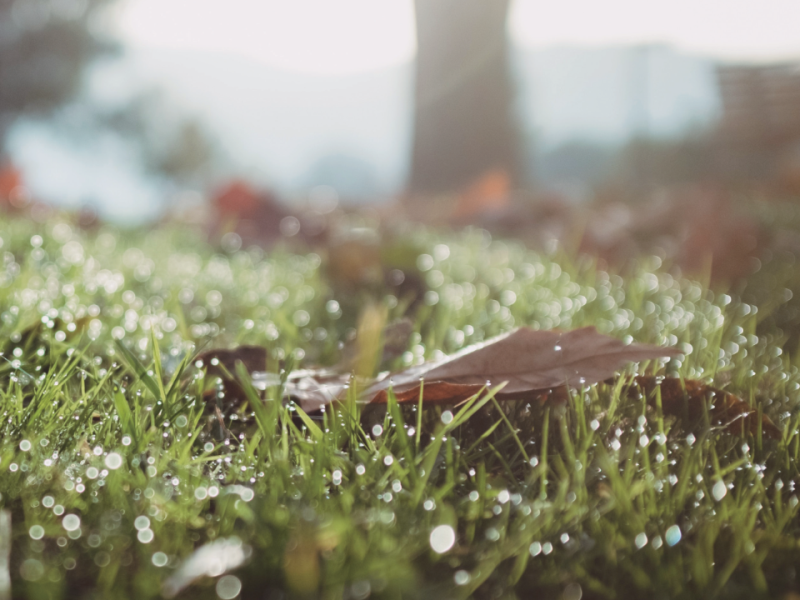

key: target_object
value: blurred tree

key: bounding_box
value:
[150,120,215,185]
[0,0,116,146]
[409,0,522,193]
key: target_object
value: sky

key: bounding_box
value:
[117,0,800,75]
[12,0,800,222]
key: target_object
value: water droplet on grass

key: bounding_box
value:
[138,529,154,544]
[665,525,681,546]
[454,570,470,585]
[563,582,582,600]
[216,575,242,599]
[429,525,455,553]
[712,480,727,501]
[105,453,123,470]
[62,514,80,532]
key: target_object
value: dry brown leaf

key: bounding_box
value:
[194,328,779,439]
[366,326,679,403]
[195,343,350,413]
[197,345,270,377]
[623,376,781,439]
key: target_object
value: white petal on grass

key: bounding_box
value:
[429,525,456,554]
[162,538,246,598]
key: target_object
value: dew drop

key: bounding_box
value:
[712,480,727,502]
[105,453,123,470]
[665,525,681,546]
[62,514,80,532]
[216,574,242,599]
[429,525,455,554]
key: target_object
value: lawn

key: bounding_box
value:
[1,213,799,599]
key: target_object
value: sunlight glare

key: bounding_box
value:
[119,0,416,75]
[510,0,800,61]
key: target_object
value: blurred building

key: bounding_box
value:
[716,63,800,185]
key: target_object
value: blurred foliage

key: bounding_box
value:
[0,0,117,143]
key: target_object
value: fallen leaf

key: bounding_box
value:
[197,345,270,378]
[454,168,511,220]
[196,343,351,414]
[258,369,353,413]
[337,316,413,376]
[366,326,679,404]
[623,376,781,439]
[194,328,778,439]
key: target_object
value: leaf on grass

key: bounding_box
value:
[277,370,353,413]
[366,326,679,404]
[623,376,781,439]
[197,345,270,377]
[337,316,413,376]
[192,328,779,439]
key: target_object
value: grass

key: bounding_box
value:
[0,214,799,599]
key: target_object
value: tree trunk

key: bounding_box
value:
[409,0,522,194]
